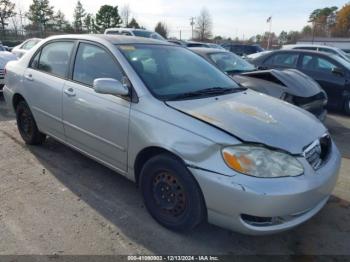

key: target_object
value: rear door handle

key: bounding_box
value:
[64,87,76,97]
[25,74,33,81]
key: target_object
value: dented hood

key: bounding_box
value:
[166,90,327,154]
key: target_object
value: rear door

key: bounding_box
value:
[298,54,346,107]
[62,41,130,174]
[23,40,75,140]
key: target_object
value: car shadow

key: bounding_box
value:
[24,137,350,255]
[0,94,14,122]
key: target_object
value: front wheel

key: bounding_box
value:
[16,100,46,145]
[140,154,206,231]
[344,97,350,115]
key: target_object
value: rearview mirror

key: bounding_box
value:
[93,78,129,96]
[332,67,344,77]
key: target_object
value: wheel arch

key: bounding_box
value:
[12,93,26,111]
[134,146,186,185]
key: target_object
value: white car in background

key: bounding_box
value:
[104,28,165,40]
[0,49,17,92]
[283,44,350,61]
[11,38,42,58]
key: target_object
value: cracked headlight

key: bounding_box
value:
[222,145,304,178]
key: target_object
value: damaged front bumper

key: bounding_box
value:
[190,142,341,235]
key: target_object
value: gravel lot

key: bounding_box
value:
[0,94,349,255]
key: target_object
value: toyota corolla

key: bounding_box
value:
[3,35,341,235]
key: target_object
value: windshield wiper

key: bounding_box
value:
[168,86,246,101]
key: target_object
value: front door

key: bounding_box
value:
[62,42,130,174]
[299,54,346,108]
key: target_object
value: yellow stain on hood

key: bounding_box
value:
[226,101,278,124]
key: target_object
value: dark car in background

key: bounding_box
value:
[191,47,327,121]
[221,43,264,56]
[249,49,350,114]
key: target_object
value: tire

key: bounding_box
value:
[344,97,350,115]
[15,100,46,145]
[140,153,206,231]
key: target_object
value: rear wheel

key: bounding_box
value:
[344,97,350,115]
[16,100,46,145]
[140,154,206,231]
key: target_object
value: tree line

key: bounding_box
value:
[0,0,170,41]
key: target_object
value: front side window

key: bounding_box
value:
[301,55,337,72]
[265,53,298,67]
[209,52,255,73]
[73,43,123,86]
[118,44,239,100]
[37,41,74,78]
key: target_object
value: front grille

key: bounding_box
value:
[303,134,332,170]
[0,69,4,79]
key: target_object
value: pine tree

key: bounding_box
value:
[27,0,54,36]
[73,0,86,33]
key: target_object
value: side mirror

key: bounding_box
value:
[93,78,129,96]
[332,67,344,77]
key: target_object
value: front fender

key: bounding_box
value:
[127,99,241,181]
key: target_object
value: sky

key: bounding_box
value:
[14,0,349,40]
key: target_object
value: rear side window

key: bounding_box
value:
[319,48,337,55]
[35,41,74,78]
[265,53,298,67]
[22,40,40,50]
[73,43,123,86]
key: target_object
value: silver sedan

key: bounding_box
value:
[3,35,341,235]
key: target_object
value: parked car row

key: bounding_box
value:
[190,47,328,121]
[3,34,341,235]
[0,46,18,92]
[250,49,350,114]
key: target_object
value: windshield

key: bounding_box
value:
[132,30,165,40]
[118,44,240,100]
[209,52,256,73]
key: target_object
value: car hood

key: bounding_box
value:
[166,90,327,154]
[0,51,17,68]
[240,69,322,97]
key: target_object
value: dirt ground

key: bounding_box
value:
[0,94,349,255]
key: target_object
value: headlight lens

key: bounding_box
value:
[222,145,304,178]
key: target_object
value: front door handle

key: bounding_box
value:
[25,73,33,81]
[64,87,76,97]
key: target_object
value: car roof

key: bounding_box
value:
[283,44,339,50]
[255,49,340,60]
[43,34,169,45]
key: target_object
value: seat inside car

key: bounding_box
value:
[47,50,69,76]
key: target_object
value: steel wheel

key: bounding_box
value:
[140,154,206,231]
[15,100,46,145]
[152,171,187,218]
